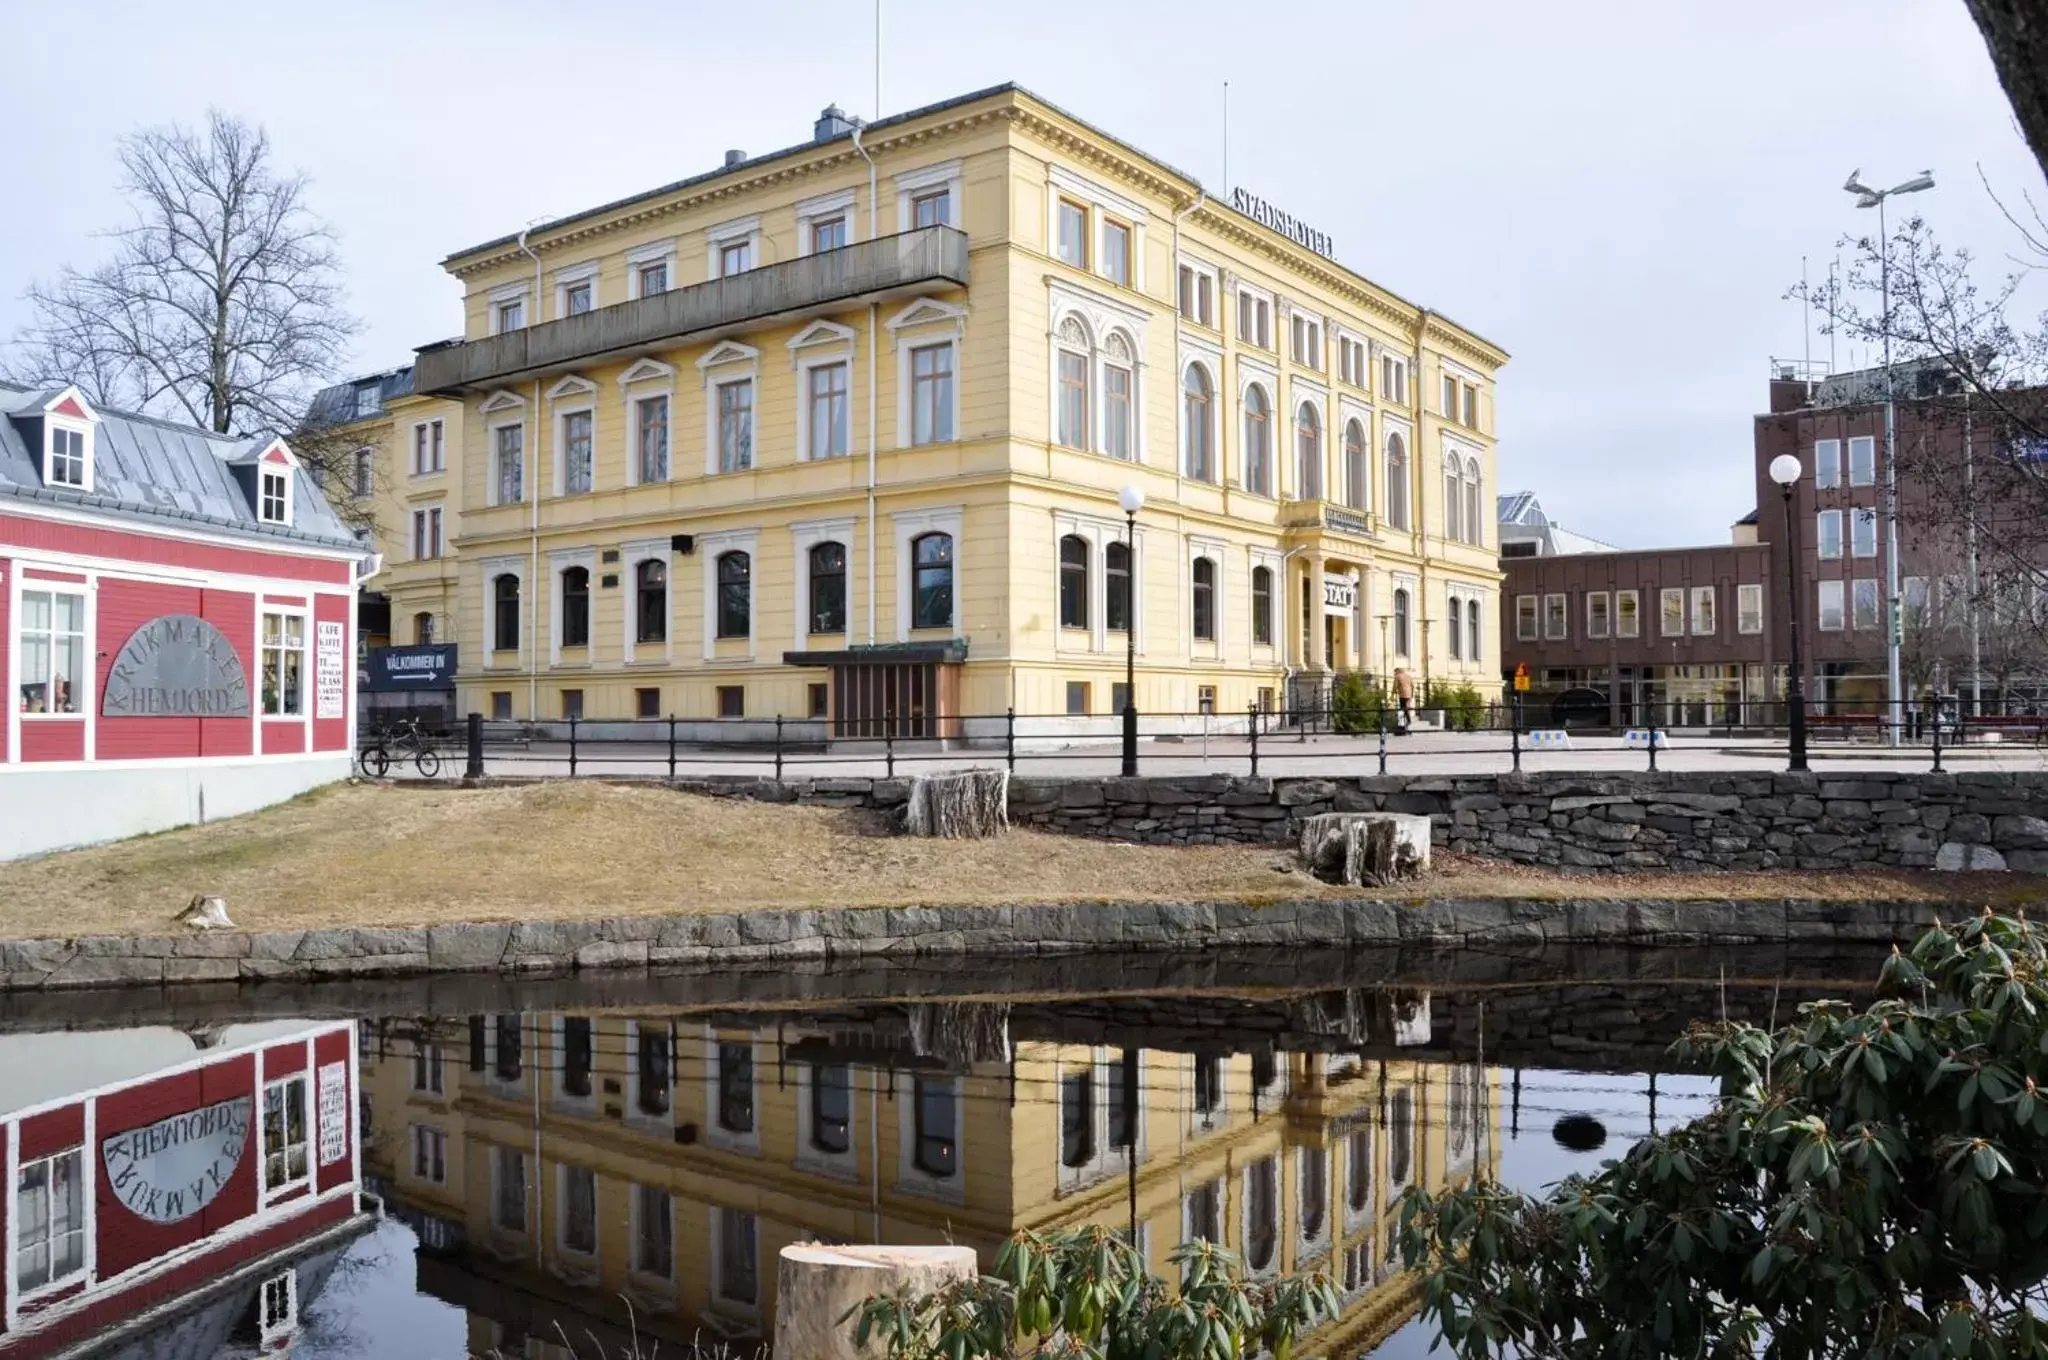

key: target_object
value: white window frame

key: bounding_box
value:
[1818,579,1846,631]
[481,555,529,668]
[796,187,859,256]
[1853,577,1881,630]
[1515,594,1538,642]
[15,585,89,721]
[1737,583,1764,635]
[410,505,444,562]
[897,1070,968,1204]
[258,465,293,526]
[706,215,762,278]
[546,547,594,666]
[1851,507,1878,558]
[258,1270,299,1349]
[1380,352,1409,406]
[697,342,761,475]
[555,1162,601,1260]
[261,1073,311,1203]
[480,391,528,507]
[619,358,677,486]
[1176,256,1219,328]
[409,1124,448,1185]
[552,261,599,320]
[1053,313,1094,452]
[1659,587,1686,638]
[795,1060,861,1181]
[1691,584,1717,636]
[894,160,962,232]
[410,418,446,476]
[700,1027,766,1155]
[892,507,962,642]
[44,412,94,492]
[1297,1144,1333,1259]
[697,528,760,659]
[548,376,598,497]
[1617,589,1641,638]
[1543,592,1567,641]
[490,1143,529,1236]
[710,1206,761,1316]
[12,1145,88,1302]
[487,282,530,335]
[626,239,677,300]
[1181,355,1220,482]
[1188,539,1227,653]
[888,299,968,448]
[1586,590,1611,639]
[1816,509,1844,560]
[620,537,672,665]
[1847,435,1877,487]
[1288,307,1325,371]
[1814,438,1841,489]
[791,517,857,649]
[629,1182,677,1288]
[1048,165,1149,292]
[623,1019,675,1136]
[259,607,309,718]
[550,1015,602,1116]
[1239,373,1276,497]
[1240,1155,1282,1277]
[789,320,858,463]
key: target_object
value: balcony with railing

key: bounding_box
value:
[414,226,970,395]
[1279,499,1376,539]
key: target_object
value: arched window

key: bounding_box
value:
[1251,564,1273,646]
[1105,541,1132,633]
[1465,457,1483,547]
[1243,385,1271,496]
[1385,433,1409,530]
[1246,1157,1278,1272]
[413,611,435,645]
[1393,587,1411,657]
[1447,597,1463,659]
[1445,457,1463,544]
[1103,333,1134,460]
[1055,316,1091,451]
[1300,1146,1328,1244]
[1191,557,1217,642]
[559,566,590,649]
[635,560,668,644]
[809,541,846,633]
[492,573,521,652]
[1296,402,1322,500]
[1345,418,1368,511]
[1183,366,1214,481]
[1058,535,1089,629]
[911,532,954,630]
[715,551,751,639]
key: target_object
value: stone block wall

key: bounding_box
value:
[663,770,2048,872]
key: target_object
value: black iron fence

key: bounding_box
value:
[358,697,2048,783]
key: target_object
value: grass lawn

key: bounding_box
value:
[0,781,2014,943]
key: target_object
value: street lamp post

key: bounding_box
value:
[1842,168,1934,745]
[1770,453,1810,772]
[1119,484,1145,777]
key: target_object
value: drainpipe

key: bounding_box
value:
[854,125,881,644]
[517,226,545,721]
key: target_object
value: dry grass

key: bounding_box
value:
[0,781,2019,942]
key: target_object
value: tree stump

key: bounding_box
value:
[904,768,1009,838]
[774,1243,976,1360]
[1297,812,1431,885]
[176,893,235,930]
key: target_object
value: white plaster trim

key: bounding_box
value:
[894,335,960,452]
[1188,536,1229,656]
[476,389,525,415]
[895,1071,967,1205]
[546,375,597,401]
[892,506,963,641]
[626,240,677,300]
[618,357,676,387]
[795,188,860,255]
[893,159,962,232]
[793,1061,860,1182]
[698,1027,765,1156]
[545,547,595,667]
[885,298,968,332]
[791,516,856,650]
[620,537,673,666]
[698,528,759,660]
[480,554,529,665]
[706,214,762,278]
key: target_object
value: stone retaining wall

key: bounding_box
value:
[658,770,2048,873]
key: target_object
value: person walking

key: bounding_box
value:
[1393,667,1415,735]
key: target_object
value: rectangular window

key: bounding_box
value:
[1443,374,1458,418]
[1057,350,1089,449]
[494,424,524,503]
[1617,589,1640,638]
[1057,199,1088,267]
[637,394,670,483]
[561,689,583,721]
[561,1165,597,1255]
[490,691,512,721]
[717,379,754,472]
[637,260,669,296]
[1659,588,1685,638]
[1198,685,1217,715]
[1177,265,1214,326]
[1691,585,1716,635]
[563,280,593,316]
[47,427,86,486]
[1065,681,1090,716]
[1543,593,1567,640]
[17,589,84,715]
[719,239,752,276]
[634,1185,674,1279]
[260,469,290,524]
[260,612,306,717]
[636,687,661,719]
[1104,364,1131,459]
[495,298,524,332]
[1103,220,1131,286]
[1381,355,1408,404]
[717,685,744,719]
[1463,385,1478,428]
[1851,508,1878,558]
[262,1075,310,1195]
[1237,293,1271,349]
[14,1148,85,1295]
[1816,510,1843,560]
[1811,579,1843,631]
[809,682,829,718]
[411,1043,444,1094]
[911,189,951,228]
[412,419,446,475]
[562,409,594,494]
[1848,435,1876,486]
[1814,439,1841,489]
[1738,583,1764,634]
[1853,577,1880,630]
[1587,591,1611,639]
[910,343,955,444]
[808,362,849,460]
[410,1125,446,1184]
[716,1041,755,1133]
[493,1146,527,1232]
[352,449,373,499]
[1515,594,1538,641]
[810,216,847,253]
[717,1207,758,1305]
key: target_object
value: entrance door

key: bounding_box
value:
[1323,616,1337,669]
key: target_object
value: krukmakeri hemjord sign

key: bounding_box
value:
[102,1095,253,1224]
[1231,188,1334,259]
[101,614,252,717]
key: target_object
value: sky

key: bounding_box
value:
[2,0,2042,550]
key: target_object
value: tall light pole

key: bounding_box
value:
[1770,454,1810,771]
[1118,484,1145,777]
[1842,168,1934,743]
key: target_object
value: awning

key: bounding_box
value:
[782,639,969,667]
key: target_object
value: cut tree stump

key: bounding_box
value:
[1298,812,1431,885]
[904,768,1010,838]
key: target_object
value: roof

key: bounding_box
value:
[444,83,1506,362]
[1495,491,1621,554]
[1735,509,1759,526]
[0,383,362,553]
[303,365,416,429]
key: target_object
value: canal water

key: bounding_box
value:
[3,941,1880,1359]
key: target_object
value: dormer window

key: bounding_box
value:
[353,384,380,420]
[260,468,292,525]
[47,427,87,487]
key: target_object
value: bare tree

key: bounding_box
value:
[5,109,358,443]
[1962,0,2048,184]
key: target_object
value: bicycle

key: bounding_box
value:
[358,716,442,778]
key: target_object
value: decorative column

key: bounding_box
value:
[1355,569,1370,676]
[1307,552,1328,673]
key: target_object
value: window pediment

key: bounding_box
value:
[697,340,761,371]
[546,374,598,402]
[787,319,858,352]
[886,298,968,332]
[618,358,676,387]
[477,389,526,415]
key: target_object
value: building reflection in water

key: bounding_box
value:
[357,990,1500,1359]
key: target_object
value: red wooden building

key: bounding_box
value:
[0,1019,370,1356]
[0,383,372,858]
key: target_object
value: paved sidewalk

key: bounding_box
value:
[439,729,2048,781]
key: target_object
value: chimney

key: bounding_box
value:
[723,149,746,168]
[814,105,859,142]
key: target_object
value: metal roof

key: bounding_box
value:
[0,383,362,554]
[303,365,416,429]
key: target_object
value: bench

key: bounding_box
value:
[1962,716,2048,745]
[1807,714,1883,742]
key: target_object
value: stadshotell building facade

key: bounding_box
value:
[330,84,1506,737]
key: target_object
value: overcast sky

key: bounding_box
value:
[3,0,2041,549]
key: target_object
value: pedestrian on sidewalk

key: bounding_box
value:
[1394,667,1415,735]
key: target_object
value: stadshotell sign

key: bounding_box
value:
[1231,188,1334,260]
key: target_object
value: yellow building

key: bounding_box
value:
[359,1006,1498,1355]
[337,84,1506,735]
